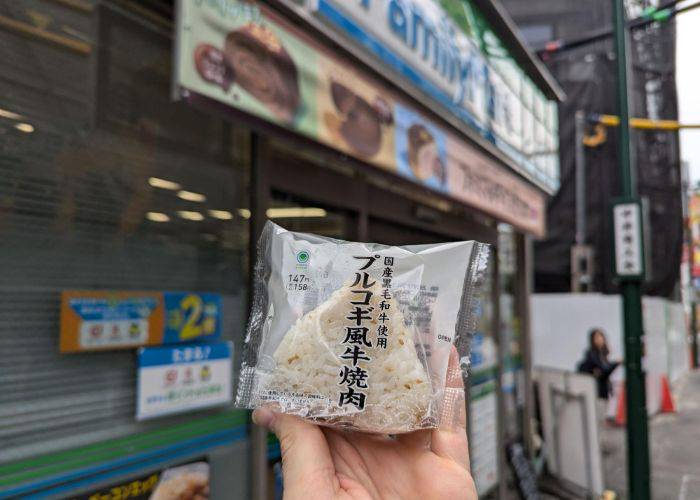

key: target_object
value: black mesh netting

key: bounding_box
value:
[504,0,682,297]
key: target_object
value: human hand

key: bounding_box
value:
[252,350,477,500]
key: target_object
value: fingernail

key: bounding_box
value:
[252,408,275,429]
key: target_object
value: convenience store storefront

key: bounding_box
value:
[0,0,562,498]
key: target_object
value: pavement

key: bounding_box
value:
[602,370,700,500]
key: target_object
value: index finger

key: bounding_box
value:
[430,347,470,469]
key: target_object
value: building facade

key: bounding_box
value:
[0,0,561,497]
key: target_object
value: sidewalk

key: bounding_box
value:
[602,370,700,500]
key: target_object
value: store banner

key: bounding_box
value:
[65,459,210,500]
[306,0,557,189]
[136,342,233,420]
[60,291,222,352]
[690,195,700,278]
[174,0,547,237]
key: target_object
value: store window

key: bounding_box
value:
[0,0,249,461]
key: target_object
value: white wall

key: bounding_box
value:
[531,294,623,374]
[664,301,691,382]
[643,298,669,381]
[531,294,689,384]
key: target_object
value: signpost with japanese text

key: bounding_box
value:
[613,200,645,279]
[612,1,651,497]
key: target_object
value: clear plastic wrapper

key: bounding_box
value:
[236,221,490,434]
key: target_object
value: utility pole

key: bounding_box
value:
[572,110,594,293]
[612,1,651,499]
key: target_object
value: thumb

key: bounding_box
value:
[253,409,336,495]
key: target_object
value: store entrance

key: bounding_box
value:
[256,138,504,498]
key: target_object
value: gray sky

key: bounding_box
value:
[677,2,700,183]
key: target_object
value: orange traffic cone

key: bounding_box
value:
[615,383,626,426]
[660,375,676,413]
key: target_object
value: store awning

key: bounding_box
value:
[473,0,566,102]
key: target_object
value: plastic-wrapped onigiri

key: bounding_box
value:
[258,282,433,434]
[236,221,490,435]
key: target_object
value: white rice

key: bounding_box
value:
[257,283,435,433]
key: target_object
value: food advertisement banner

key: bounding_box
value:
[174,0,547,237]
[136,342,233,420]
[60,291,222,352]
[66,459,210,500]
[305,0,559,192]
[690,195,700,278]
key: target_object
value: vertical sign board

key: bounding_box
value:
[137,342,233,420]
[612,200,645,279]
[468,332,499,495]
[689,195,700,278]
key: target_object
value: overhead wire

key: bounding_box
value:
[537,0,699,57]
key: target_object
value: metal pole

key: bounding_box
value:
[686,204,699,369]
[692,302,699,369]
[493,247,507,500]
[250,133,270,500]
[612,1,651,499]
[575,110,587,247]
[519,235,536,459]
[572,110,589,293]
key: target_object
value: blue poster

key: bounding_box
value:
[163,292,222,344]
[137,341,233,420]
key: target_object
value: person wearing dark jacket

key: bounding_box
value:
[578,328,620,399]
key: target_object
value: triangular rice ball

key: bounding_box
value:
[259,282,434,433]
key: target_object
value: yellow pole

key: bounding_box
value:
[594,113,700,130]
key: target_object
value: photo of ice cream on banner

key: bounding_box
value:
[318,58,396,165]
[394,104,448,192]
[193,22,301,124]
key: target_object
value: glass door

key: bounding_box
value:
[260,139,501,499]
[263,191,359,499]
[367,215,500,497]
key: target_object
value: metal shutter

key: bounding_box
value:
[0,0,250,463]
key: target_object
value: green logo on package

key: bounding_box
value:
[296,250,310,264]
